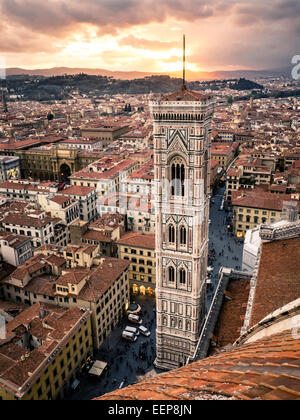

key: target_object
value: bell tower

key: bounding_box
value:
[150,37,214,370]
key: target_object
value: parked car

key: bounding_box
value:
[128,314,142,324]
[122,331,137,342]
[139,326,151,337]
[125,326,140,336]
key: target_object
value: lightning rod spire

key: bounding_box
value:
[182,34,186,90]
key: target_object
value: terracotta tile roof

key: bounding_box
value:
[57,270,89,286]
[232,189,300,212]
[98,330,300,401]
[117,233,155,250]
[60,185,96,196]
[49,195,72,205]
[211,278,251,354]
[82,230,112,243]
[0,232,31,249]
[0,303,91,395]
[8,254,65,283]
[1,213,55,228]
[211,144,235,156]
[79,258,130,302]
[250,237,300,327]
[71,159,135,181]
[24,276,57,297]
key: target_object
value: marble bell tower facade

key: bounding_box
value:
[150,85,214,371]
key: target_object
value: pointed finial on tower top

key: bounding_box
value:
[182,34,187,91]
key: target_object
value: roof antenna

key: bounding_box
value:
[182,34,187,91]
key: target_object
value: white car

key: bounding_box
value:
[122,331,137,342]
[125,326,140,336]
[139,326,151,337]
[128,314,142,325]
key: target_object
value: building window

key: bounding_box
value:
[168,225,175,243]
[179,269,186,285]
[168,266,175,283]
[171,160,185,196]
[180,226,187,245]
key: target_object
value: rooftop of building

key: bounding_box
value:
[117,233,155,250]
[59,185,96,197]
[1,212,56,228]
[129,161,154,181]
[210,277,251,355]
[57,269,90,286]
[249,236,300,328]
[0,232,32,249]
[0,302,91,398]
[89,213,124,231]
[71,158,136,181]
[3,254,130,304]
[81,229,113,244]
[64,243,98,256]
[231,189,300,212]
[161,87,212,102]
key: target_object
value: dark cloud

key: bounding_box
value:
[1,0,299,35]
[233,0,300,26]
[0,0,299,69]
[0,0,220,35]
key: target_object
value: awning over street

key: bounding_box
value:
[88,361,108,377]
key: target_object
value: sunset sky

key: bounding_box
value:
[0,0,299,73]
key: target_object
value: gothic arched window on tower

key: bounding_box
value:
[168,266,175,283]
[168,225,175,243]
[180,226,187,245]
[170,157,186,197]
[179,268,186,285]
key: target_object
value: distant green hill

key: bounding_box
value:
[1,74,267,102]
[229,78,264,91]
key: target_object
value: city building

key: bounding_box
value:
[232,189,300,237]
[0,232,33,267]
[80,124,130,145]
[16,146,104,182]
[0,156,21,181]
[1,211,59,248]
[150,84,214,370]
[37,194,80,227]
[0,302,93,400]
[226,156,273,203]
[70,157,138,199]
[63,243,100,268]
[58,185,98,223]
[80,212,124,257]
[1,253,130,350]
[211,143,236,170]
[117,233,156,295]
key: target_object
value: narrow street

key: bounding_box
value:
[207,186,244,306]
